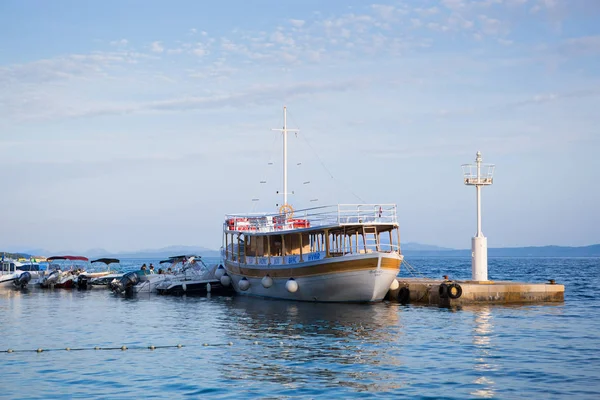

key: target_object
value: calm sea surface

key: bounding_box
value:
[1,257,599,399]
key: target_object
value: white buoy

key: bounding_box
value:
[220,274,231,287]
[261,275,273,288]
[182,283,187,292]
[206,282,211,293]
[215,265,226,279]
[462,151,495,282]
[285,278,298,293]
[238,277,250,291]
[389,278,399,291]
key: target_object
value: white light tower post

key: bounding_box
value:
[462,151,495,281]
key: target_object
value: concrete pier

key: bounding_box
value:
[386,278,564,306]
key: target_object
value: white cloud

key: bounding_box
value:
[415,7,440,16]
[151,41,164,53]
[371,4,396,20]
[270,31,295,46]
[411,18,423,27]
[289,19,305,28]
[441,0,467,10]
[110,39,128,47]
[192,45,209,56]
[559,35,600,56]
[478,14,505,36]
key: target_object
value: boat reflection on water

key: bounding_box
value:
[218,296,406,392]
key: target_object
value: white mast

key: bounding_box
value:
[462,151,495,281]
[272,106,299,207]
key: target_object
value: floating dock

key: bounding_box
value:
[387,278,565,306]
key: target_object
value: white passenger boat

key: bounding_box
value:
[220,107,403,303]
[0,260,35,289]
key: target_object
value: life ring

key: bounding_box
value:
[279,203,294,219]
[448,283,462,299]
[438,283,449,298]
[398,286,410,304]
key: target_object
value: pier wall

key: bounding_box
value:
[387,278,564,306]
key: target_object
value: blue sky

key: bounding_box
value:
[1,0,599,253]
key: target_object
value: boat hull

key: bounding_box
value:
[156,279,231,296]
[224,253,402,303]
[131,275,169,294]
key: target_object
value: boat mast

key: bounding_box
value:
[284,107,288,206]
[272,106,298,208]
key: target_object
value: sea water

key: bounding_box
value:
[1,257,599,399]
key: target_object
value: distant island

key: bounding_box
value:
[401,243,600,257]
[4,243,600,260]
[3,245,221,261]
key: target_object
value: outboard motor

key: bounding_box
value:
[109,271,139,295]
[77,274,89,290]
[41,270,59,287]
[14,271,31,289]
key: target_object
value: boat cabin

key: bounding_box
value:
[1,261,41,274]
[223,204,402,266]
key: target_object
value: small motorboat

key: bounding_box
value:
[39,256,89,289]
[80,258,122,289]
[156,256,230,296]
[1,260,33,289]
[109,262,167,296]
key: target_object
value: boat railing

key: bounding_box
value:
[224,204,398,232]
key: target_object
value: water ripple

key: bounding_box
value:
[1,257,599,398]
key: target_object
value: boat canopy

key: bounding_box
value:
[91,258,120,265]
[159,255,201,264]
[46,255,89,261]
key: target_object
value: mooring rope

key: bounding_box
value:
[401,259,426,278]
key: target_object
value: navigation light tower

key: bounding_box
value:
[462,151,495,281]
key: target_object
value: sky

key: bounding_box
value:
[1,0,599,254]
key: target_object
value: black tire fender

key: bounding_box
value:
[438,283,449,298]
[448,283,463,299]
[398,286,410,304]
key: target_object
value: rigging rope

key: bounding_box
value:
[287,112,366,204]
[251,130,281,212]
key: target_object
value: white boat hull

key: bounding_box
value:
[132,274,169,293]
[224,253,401,302]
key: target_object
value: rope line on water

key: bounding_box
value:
[1,340,275,354]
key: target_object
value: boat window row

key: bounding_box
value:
[223,225,401,264]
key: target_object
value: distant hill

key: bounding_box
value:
[402,244,600,257]
[93,245,221,259]
[3,245,221,260]
[402,242,454,252]
[1,252,36,260]
[5,243,600,260]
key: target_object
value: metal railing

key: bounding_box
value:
[224,204,398,233]
[461,163,495,185]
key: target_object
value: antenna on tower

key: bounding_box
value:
[462,151,495,281]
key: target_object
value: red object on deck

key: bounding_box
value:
[290,219,310,228]
[226,217,256,231]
